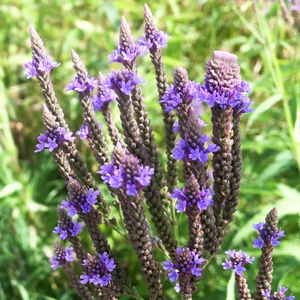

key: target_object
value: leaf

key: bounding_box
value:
[0,182,22,199]
[257,150,295,183]
[231,184,300,247]
[246,94,282,130]
[226,271,235,300]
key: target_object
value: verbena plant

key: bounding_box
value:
[24,4,295,300]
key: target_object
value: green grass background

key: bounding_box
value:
[0,0,299,299]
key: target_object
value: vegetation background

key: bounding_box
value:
[0,0,299,299]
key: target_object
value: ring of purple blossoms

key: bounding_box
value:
[173,134,219,163]
[192,78,253,113]
[35,127,75,152]
[24,56,60,79]
[170,187,212,213]
[222,250,255,276]
[53,219,83,240]
[160,80,198,112]
[263,286,295,300]
[61,188,100,216]
[163,247,205,288]
[98,155,154,196]
[139,30,170,51]
[252,222,286,249]
[50,245,74,270]
[103,69,145,96]
[80,252,116,287]
[66,74,97,93]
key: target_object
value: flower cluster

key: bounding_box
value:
[103,69,145,96]
[222,250,255,276]
[50,243,74,270]
[53,219,83,240]
[91,88,117,112]
[171,187,212,213]
[163,247,205,285]
[160,80,198,112]
[66,74,97,93]
[24,56,60,79]
[35,127,75,152]
[109,43,148,65]
[263,286,295,300]
[80,252,116,287]
[99,154,154,196]
[252,222,285,248]
[173,135,219,163]
[139,30,170,50]
[61,188,100,216]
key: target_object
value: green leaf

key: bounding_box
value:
[226,271,235,300]
[246,94,282,130]
[0,182,22,199]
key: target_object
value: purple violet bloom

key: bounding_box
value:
[35,127,75,153]
[60,188,100,216]
[98,154,154,196]
[80,252,115,287]
[173,134,219,163]
[222,249,254,276]
[109,43,148,66]
[163,247,205,286]
[139,30,170,50]
[66,74,97,93]
[53,220,83,240]
[160,80,197,112]
[50,245,74,270]
[24,56,60,79]
[91,88,117,112]
[76,123,102,140]
[252,222,286,249]
[171,187,212,213]
[103,69,145,96]
[263,286,295,300]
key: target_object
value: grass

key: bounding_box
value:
[0,0,299,299]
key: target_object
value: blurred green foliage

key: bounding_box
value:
[0,0,299,299]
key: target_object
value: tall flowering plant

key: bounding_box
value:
[25,4,294,300]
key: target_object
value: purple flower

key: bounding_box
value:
[50,244,74,270]
[66,74,97,93]
[222,249,254,276]
[76,123,102,140]
[173,134,219,164]
[139,30,170,50]
[161,80,197,112]
[103,69,145,96]
[80,252,115,287]
[109,43,148,66]
[263,286,295,300]
[173,121,180,133]
[252,222,285,249]
[91,88,117,112]
[35,127,75,153]
[24,56,60,79]
[163,247,205,286]
[171,186,212,213]
[76,124,89,140]
[53,219,83,240]
[98,153,154,196]
[61,187,100,216]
